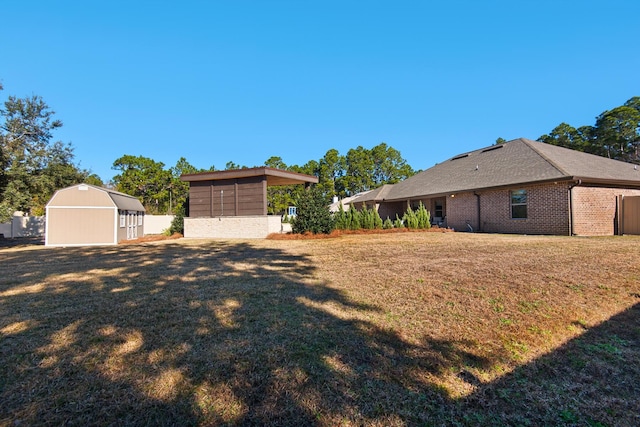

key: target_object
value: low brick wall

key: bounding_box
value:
[184,216,285,239]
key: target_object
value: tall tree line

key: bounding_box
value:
[110,143,415,217]
[538,96,640,163]
[0,84,100,222]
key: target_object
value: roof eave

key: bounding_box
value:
[382,177,579,202]
[180,167,318,185]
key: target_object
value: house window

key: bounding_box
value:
[288,206,297,216]
[511,189,527,219]
[435,201,443,218]
[138,213,143,226]
[120,212,126,227]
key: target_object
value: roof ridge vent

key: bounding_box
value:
[481,145,504,153]
[450,154,469,161]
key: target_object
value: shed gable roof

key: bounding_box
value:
[47,184,145,212]
[384,138,640,201]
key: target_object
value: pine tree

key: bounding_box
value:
[348,205,361,230]
[334,202,347,230]
[383,217,394,229]
[373,208,383,229]
[403,205,419,229]
[416,202,431,229]
[291,187,334,234]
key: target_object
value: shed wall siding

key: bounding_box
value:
[46,208,116,246]
[49,186,114,207]
[188,177,267,217]
[571,187,640,236]
[188,182,213,217]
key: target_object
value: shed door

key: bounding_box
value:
[127,211,138,239]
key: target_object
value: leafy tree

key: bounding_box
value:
[264,156,295,215]
[538,123,588,151]
[594,105,640,162]
[225,161,247,170]
[264,156,287,170]
[340,143,414,196]
[495,137,507,145]
[84,173,104,187]
[317,148,346,198]
[0,92,87,221]
[370,142,414,186]
[539,96,640,164]
[343,146,375,195]
[111,155,173,214]
[291,186,334,234]
[169,157,199,215]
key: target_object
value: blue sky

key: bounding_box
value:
[2,1,639,182]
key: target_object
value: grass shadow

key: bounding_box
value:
[1,240,638,425]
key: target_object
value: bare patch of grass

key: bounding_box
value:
[1,233,639,425]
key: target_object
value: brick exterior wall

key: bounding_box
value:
[445,183,572,235]
[374,183,640,236]
[446,192,478,232]
[184,216,284,239]
[378,201,406,222]
[571,187,640,236]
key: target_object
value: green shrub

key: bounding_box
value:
[361,204,375,229]
[348,205,361,230]
[168,206,185,235]
[373,208,383,229]
[416,202,431,229]
[383,217,394,229]
[333,203,348,230]
[291,187,335,234]
[403,206,419,229]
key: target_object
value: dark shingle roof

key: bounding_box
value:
[350,184,394,205]
[384,138,640,201]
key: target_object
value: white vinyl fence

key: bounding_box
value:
[0,214,46,238]
[0,214,174,239]
[143,215,175,235]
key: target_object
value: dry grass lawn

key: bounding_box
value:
[1,233,639,426]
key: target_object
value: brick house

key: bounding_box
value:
[352,138,640,236]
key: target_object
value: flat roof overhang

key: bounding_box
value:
[180,167,319,186]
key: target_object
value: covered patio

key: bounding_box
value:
[180,167,318,238]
